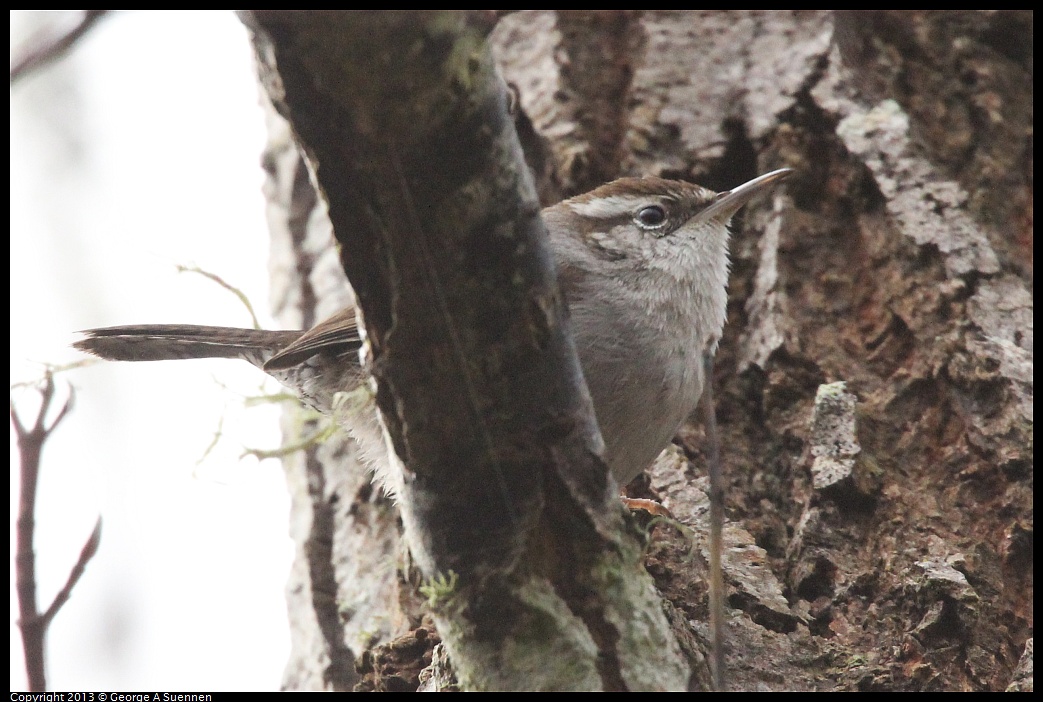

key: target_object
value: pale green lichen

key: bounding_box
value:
[420,570,460,611]
[434,530,690,691]
[436,574,602,691]
[589,533,690,691]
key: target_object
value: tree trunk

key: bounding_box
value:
[251,10,1032,692]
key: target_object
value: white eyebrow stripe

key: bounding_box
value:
[566,195,657,219]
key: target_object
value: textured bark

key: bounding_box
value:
[244,10,688,691]
[260,100,408,692]
[255,10,1031,692]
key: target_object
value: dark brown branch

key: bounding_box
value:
[10,10,110,84]
[12,374,100,691]
[40,518,103,625]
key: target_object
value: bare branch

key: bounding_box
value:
[10,10,111,84]
[40,519,103,625]
[12,374,100,691]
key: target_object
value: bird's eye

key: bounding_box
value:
[634,205,667,228]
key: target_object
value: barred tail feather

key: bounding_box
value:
[75,324,302,368]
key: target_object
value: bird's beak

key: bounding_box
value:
[697,168,794,223]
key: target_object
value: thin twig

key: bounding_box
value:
[176,264,263,330]
[40,518,103,625]
[702,351,726,692]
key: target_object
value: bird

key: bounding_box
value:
[75,169,793,495]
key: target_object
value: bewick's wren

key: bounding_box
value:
[75,169,792,492]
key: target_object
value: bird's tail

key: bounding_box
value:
[74,324,303,369]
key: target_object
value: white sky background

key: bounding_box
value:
[11,11,294,691]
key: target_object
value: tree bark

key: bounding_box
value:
[243,10,689,691]
[250,10,1031,692]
